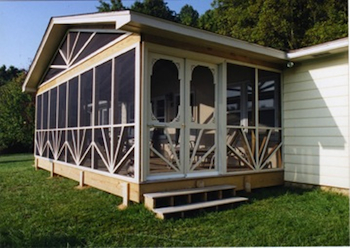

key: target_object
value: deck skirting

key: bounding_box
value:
[36,157,284,203]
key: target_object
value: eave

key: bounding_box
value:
[287,37,349,62]
[23,11,348,93]
[23,11,289,93]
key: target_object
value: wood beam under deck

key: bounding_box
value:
[36,157,284,204]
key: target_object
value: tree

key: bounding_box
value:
[302,0,348,47]
[97,0,347,50]
[0,68,35,154]
[130,0,178,22]
[179,4,199,27]
[0,65,22,87]
[98,0,178,22]
[97,0,125,12]
[207,0,348,50]
[197,9,218,32]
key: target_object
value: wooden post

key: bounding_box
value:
[75,171,90,190]
[118,182,129,210]
[244,176,252,193]
[80,171,84,187]
[50,162,55,178]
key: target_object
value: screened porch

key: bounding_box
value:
[34,30,283,184]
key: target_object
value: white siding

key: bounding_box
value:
[283,53,349,189]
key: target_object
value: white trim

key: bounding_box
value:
[140,41,148,182]
[254,68,259,169]
[51,11,122,25]
[218,61,227,174]
[68,32,96,67]
[134,43,141,183]
[146,52,186,179]
[287,37,348,61]
[111,54,116,174]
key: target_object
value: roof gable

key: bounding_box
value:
[41,30,125,84]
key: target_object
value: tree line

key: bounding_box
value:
[0,0,347,154]
[98,0,348,51]
[0,66,34,154]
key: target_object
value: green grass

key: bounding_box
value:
[0,154,349,247]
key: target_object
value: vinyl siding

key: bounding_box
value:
[283,53,349,189]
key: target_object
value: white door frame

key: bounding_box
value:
[146,53,220,180]
[184,59,219,177]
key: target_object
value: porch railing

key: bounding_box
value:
[226,126,283,172]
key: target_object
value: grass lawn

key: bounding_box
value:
[0,154,349,247]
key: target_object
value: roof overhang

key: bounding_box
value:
[287,37,349,62]
[23,12,120,92]
[116,11,288,61]
[23,10,348,93]
[23,11,288,92]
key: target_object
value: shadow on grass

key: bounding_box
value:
[144,186,317,220]
[239,185,315,202]
[0,159,34,165]
[0,154,34,164]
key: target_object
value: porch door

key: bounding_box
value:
[184,60,218,175]
[148,54,218,178]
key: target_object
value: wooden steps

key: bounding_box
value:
[144,185,248,219]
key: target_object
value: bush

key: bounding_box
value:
[0,70,35,154]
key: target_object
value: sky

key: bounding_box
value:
[0,0,213,70]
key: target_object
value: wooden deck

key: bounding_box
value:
[35,157,284,204]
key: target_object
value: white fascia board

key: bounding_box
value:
[287,37,349,60]
[115,11,132,29]
[52,11,119,26]
[124,12,287,60]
